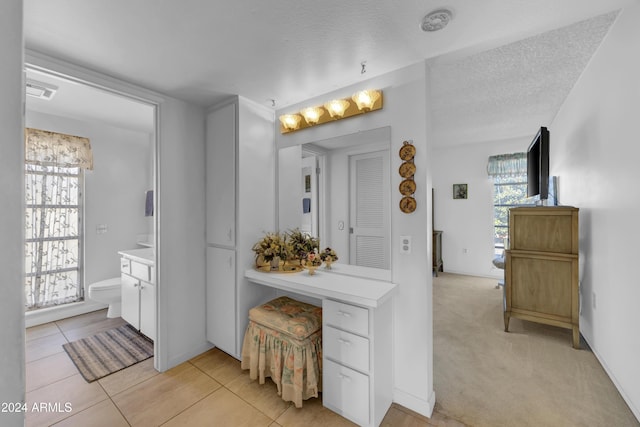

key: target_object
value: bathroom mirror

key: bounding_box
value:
[278,126,391,271]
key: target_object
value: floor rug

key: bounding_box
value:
[63,324,153,382]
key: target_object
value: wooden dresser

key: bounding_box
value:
[504,206,580,348]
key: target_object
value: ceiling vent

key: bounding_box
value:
[26,79,58,100]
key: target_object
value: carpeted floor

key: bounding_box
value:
[433,273,639,427]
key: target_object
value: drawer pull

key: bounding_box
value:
[338,338,352,346]
[338,373,352,382]
[337,310,352,318]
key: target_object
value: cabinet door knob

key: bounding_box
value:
[227,228,233,241]
[337,310,352,318]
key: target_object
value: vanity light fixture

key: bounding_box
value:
[352,89,381,111]
[324,99,350,118]
[300,106,325,125]
[279,89,383,134]
[279,114,302,131]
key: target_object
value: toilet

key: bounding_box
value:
[88,278,121,318]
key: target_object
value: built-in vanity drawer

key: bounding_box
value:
[324,299,369,336]
[131,260,151,282]
[324,325,369,373]
[120,258,131,275]
[323,359,370,426]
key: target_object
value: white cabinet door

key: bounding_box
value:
[206,103,236,246]
[323,359,370,426]
[206,247,236,354]
[121,274,140,330]
[140,281,156,341]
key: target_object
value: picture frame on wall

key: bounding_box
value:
[453,183,468,199]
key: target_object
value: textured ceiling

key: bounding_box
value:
[430,12,619,146]
[22,1,628,142]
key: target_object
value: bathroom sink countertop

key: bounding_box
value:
[118,248,155,265]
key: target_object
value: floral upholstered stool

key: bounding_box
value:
[241,296,322,408]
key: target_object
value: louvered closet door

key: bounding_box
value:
[349,150,390,269]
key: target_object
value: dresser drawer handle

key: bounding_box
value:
[338,338,352,346]
[338,373,352,382]
[337,310,352,318]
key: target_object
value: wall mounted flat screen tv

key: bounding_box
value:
[527,126,549,200]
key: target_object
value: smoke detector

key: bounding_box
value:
[421,9,453,32]
[26,79,58,100]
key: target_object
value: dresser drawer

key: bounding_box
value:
[324,325,369,373]
[131,260,150,282]
[323,359,369,426]
[323,299,369,336]
[120,257,131,275]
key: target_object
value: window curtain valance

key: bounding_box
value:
[487,152,526,177]
[25,128,93,170]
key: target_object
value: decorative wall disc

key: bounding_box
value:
[398,140,416,213]
[399,196,417,213]
[399,179,416,196]
[399,143,416,161]
[398,161,416,178]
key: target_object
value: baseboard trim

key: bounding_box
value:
[164,341,213,372]
[438,269,503,280]
[393,387,436,418]
[583,335,640,422]
[25,301,108,328]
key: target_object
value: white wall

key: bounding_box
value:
[276,62,435,416]
[25,111,152,286]
[0,1,24,425]
[432,136,530,278]
[156,97,210,370]
[550,4,640,419]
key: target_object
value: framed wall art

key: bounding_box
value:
[453,183,468,199]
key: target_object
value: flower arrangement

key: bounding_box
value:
[305,250,323,267]
[286,228,319,263]
[319,247,339,263]
[251,232,292,265]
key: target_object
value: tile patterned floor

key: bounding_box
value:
[25,309,463,427]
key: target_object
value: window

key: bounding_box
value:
[25,164,84,310]
[488,153,532,256]
[24,128,93,311]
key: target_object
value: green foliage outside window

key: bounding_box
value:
[493,174,532,254]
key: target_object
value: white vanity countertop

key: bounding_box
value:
[118,248,155,265]
[245,268,397,308]
[320,263,392,282]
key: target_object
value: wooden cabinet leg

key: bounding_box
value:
[504,312,510,332]
[572,326,580,349]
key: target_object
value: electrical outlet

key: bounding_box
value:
[400,235,412,254]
